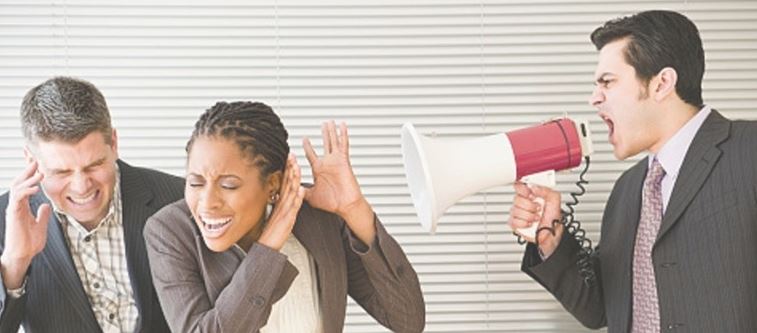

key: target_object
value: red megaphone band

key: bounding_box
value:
[506,118,583,179]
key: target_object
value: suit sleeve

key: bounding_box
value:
[144,211,299,333]
[0,270,26,333]
[521,229,606,329]
[0,193,25,333]
[341,215,426,333]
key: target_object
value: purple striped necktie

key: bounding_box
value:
[632,158,666,333]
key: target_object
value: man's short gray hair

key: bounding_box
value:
[21,76,113,145]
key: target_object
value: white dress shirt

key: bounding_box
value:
[649,105,711,214]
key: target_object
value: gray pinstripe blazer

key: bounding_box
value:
[0,160,184,333]
[144,199,425,333]
[522,110,757,332]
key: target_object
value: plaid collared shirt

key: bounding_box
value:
[56,170,139,333]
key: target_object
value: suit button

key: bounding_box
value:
[251,295,265,307]
[660,262,677,268]
[396,265,405,277]
[666,323,684,330]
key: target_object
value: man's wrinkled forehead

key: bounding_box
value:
[26,135,113,173]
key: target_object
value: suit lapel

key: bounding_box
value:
[117,161,157,329]
[194,233,244,302]
[292,205,343,333]
[35,195,101,332]
[619,160,647,246]
[656,111,730,243]
[615,160,647,332]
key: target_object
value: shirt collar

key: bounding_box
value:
[649,105,711,176]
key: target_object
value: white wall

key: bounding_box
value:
[1,1,755,332]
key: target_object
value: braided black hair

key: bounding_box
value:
[187,101,289,179]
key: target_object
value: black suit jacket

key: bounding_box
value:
[522,110,757,332]
[0,160,184,333]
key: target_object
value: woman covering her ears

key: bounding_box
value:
[144,101,425,333]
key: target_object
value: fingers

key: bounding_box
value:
[302,137,318,168]
[280,154,302,203]
[317,120,350,156]
[508,183,542,232]
[339,122,349,154]
[278,153,299,196]
[530,184,560,202]
[269,154,304,224]
[12,160,40,187]
[514,183,562,220]
[7,163,46,228]
[321,122,331,154]
[513,182,534,199]
[509,185,564,250]
[528,185,562,225]
[11,161,43,197]
[287,154,301,193]
[259,155,304,250]
[35,204,52,225]
[326,121,338,154]
[12,186,43,204]
[16,171,44,192]
[268,185,304,237]
[509,206,540,229]
[511,185,541,217]
[10,165,44,207]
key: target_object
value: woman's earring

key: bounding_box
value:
[269,192,280,204]
[266,192,279,220]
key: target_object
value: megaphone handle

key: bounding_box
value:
[516,170,557,240]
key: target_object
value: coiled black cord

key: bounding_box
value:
[563,156,596,286]
[514,156,597,287]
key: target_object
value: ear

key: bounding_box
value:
[264,170,283,202]
[653,67,678,102]
[110,129,119,158]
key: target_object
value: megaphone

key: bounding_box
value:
[401,118,593,238]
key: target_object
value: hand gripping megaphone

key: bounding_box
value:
[401,118,593,238]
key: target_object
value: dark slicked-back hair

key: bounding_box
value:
[21,76,113,144]
[590,10,705,107]
[186,101,289,179]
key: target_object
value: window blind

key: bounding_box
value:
[1,1,755,331]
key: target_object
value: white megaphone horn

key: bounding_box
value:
[401,118,593,238]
